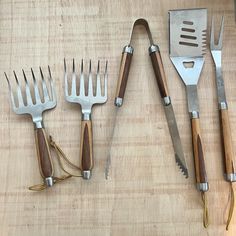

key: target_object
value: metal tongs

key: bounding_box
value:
[105,18,188,179]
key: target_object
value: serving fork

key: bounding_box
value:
[64,59,108,179]
[5,67,56,188]
[210,16,236,230]
[210,16,236,183]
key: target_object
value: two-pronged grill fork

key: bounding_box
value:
[64,59,108,179]
[5,67,56,187]
[210,17,236,183]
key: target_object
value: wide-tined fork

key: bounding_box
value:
[64,59,108,179]
[5,67,56,188]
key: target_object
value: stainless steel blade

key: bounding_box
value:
[105,106,119,179]
[164,103,188,177]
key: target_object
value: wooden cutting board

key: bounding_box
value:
[0,0,236,235]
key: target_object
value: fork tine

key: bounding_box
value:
[22,69,33,106]
[31,68,42,103]
[88,60,93,96]
[4,72,17,109]
[64,58,69,97]
[48,65,56,102]
[13,71,24,107]
[79,59,85,96]
[104,60,108,98]
[71,58,77,96]
[210,17,215,49]
[217,16,224,49]
[96,60,101,96]
[39,67,50,103]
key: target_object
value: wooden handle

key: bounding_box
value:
[35,128,53,178]
[115,46,133,103]
[149,48,169,98]
[191,118,208,184]
[80,120,93,172]
[220,109,235,175]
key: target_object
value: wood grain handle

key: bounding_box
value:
[149,45,169,98]
[35,128,53,179]
[115,45,133,106]
[80,120,93,174]
[220,109,235,176]
[191,118,208,187]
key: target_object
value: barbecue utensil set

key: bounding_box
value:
[4,8,236,230]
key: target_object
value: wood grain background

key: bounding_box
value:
[0,0,236,235]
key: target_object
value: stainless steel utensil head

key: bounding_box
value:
[210,16,224,51]
[210,16,227,109]
[64,59,108,114]
[169,8,207,57]
[169,8,207,86]
[5,67,56,126]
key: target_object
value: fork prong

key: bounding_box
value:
[64,58,69,97]
[22,69,33,106]
[104,60,108,98]
[79,59,85,96]
[31,68,42,104]
[210,17,215,49]
[39,67,50,103]
[13,71,24,107]
[217,16,224,49]
[4,72,17,110]
[48,65,56,102]
[88,60,93,97]
[96,60,101,96]
[210,16,224,50]
[71,58,77,96]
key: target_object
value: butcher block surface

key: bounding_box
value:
[0,0,236,235]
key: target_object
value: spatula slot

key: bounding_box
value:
[183,21,194,25]
[183,61,195,68]
[179,41,198,47]
[181,28,195,33]
[180,35,197,40]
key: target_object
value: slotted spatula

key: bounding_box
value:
[169,8,209,227]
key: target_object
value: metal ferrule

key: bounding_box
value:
[82,113,91,121]
[148,44,159,54]
[34,121,44,129]
[225,173,236,182]
[123,45,134,54]
[82,170,91,180]
[45,177,54,187]
[219,101,228,110]
[115,97,123,107]
[163,96,171,106]
[197,182,209,192]
[190,111,199,119]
